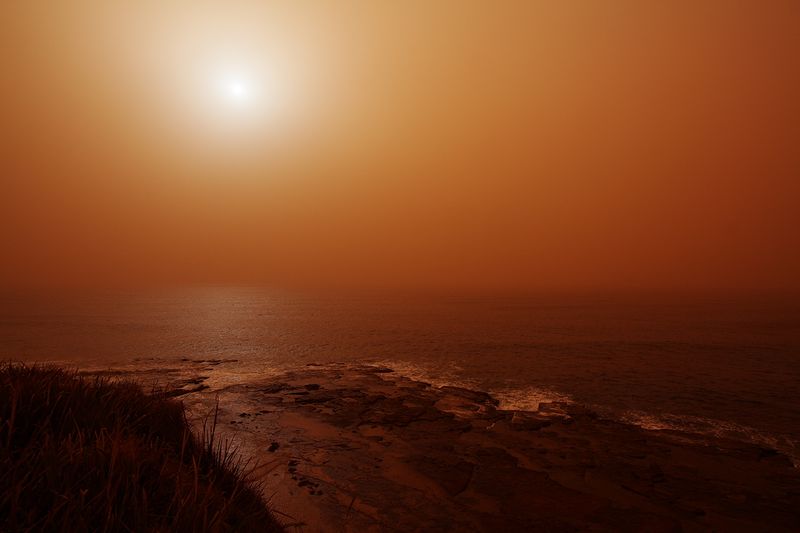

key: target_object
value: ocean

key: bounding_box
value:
[1,288,798,462]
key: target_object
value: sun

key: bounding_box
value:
[222,77,251,104]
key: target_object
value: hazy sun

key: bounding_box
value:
[141,7,320,141]
[228,81,247,98]
[219,74,252,106]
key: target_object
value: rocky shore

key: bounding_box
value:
[88,360,800,532]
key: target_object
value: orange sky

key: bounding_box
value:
[1,1,798,291]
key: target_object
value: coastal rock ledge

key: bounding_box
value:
[175,363,800,532]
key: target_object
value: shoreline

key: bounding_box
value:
[369,360,800,468]
[72,355,800,467]
[80,359,800,531]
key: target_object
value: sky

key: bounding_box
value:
[1,1,798,292]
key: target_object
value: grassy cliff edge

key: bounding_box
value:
[0,364,282,532]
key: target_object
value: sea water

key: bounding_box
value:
[1,287,798,461]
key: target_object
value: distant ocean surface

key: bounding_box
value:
[1,288,799,462]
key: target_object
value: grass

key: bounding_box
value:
[0,363,283,532]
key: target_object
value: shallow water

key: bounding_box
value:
[1,288,798,460]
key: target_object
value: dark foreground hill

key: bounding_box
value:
[0,364,282,532]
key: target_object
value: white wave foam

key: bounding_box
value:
[492,386,573,412]
[370,360,573,413]
[368,360,479,391]
[620,410,800,467]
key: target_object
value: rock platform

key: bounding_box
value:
[163,363,800,532]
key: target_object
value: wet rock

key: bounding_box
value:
[510,411,553,431]
[407,455,475,496]
[163,384,209,398]
[759,447,778,458]
[360,399,450,427]
[440,386,499,407]
[259,383,291,394]
[294,393,337,405]
[357,365,394,373]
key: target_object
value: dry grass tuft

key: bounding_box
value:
[0,363,282,532]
